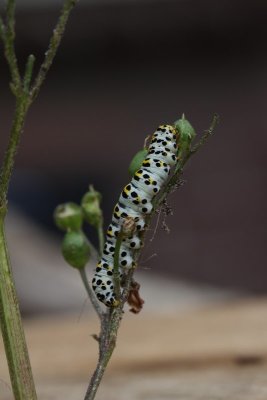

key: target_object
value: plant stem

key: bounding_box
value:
[0,1,80,398]
[84,337,115,400]
[84,260,135,400]
[0,97,28,207]
[84,358,111,400]
[29,0,79,104]
[84,306,122,400]
[113,232,123,301]
[0,207,37,400]
[23,54,35,93]
[1,0,21,91]
[96,221,105,255]
[79,268,103,320]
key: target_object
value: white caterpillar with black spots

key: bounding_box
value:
[92,124,178,307]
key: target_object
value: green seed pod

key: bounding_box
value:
[62,230,91,269]
[81,187,103,227]
[174,114,196,157]
[128,148,148,177]
[54,202,83,232]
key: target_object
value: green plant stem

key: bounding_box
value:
[23,54,35,93]
[113,231,123,301]
[191,114,219,154]
[0,1,21,92]
[0,207,37,400]
[0,1,79,398]
[96,220,105,255]
[79,268,103,320]
[29,0,79,104]
[0,97,34,400]
[0,97,29,207]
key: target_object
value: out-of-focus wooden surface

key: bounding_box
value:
[1,297,267,399]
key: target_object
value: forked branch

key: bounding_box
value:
[0,1,79,399]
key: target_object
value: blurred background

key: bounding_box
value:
[0,0,266,316]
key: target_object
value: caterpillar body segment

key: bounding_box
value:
[141,158,171,180]
[112,202,146,231]
[103,240,136,269]
[147,148,177,165]
[133,168,164,196]
[119,183,154,214]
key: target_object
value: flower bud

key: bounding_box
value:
[61,230,91,269]
[174,114,196,157]
[54,202,83,232]
[128,148,148,177]
[81,187,102,227]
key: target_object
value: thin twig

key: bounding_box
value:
[0,16,5,40]
[79,269,103,320]
[96,220,105,255]
[0,0,79,207]
[3,0,21,91]
[23,54,35,94]
[191,113,219,154]
[29,0,79,104]
[0,97,28,207]
[85,184,104,256]
[149,205,162,243]
[113,231,123,301]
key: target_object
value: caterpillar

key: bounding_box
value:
[92,124,178,307]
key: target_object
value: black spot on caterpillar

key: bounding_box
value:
[92,124,178,307]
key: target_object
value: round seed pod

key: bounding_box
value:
[62,231,91,269]
[81,189,102,227]
[174,114,196,157]
[128,148,148,177]
[54,202,83,232]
